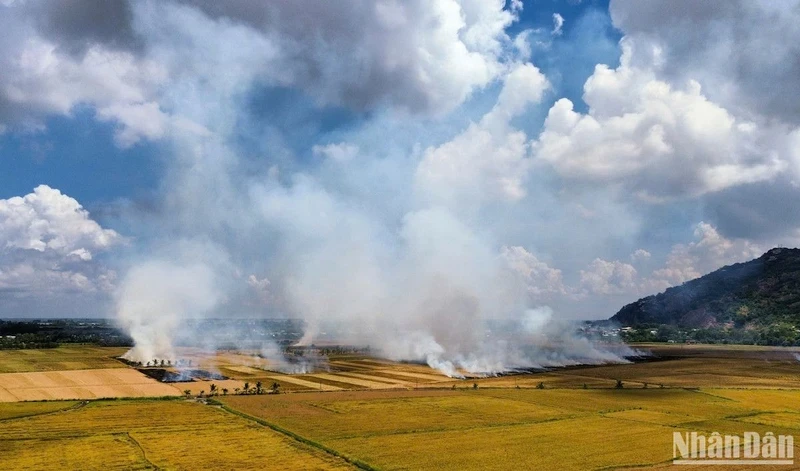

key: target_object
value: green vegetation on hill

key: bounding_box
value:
[611,248,800,345]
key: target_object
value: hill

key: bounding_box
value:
[611,248,800,329]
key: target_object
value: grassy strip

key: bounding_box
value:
[216,401,379,471]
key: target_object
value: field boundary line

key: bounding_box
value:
[0,400,88,422]
[217,403,379,471]
[122,432,162,471]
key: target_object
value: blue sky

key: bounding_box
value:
[0,0,798,336]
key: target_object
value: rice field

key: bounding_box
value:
[2,344,800,469]
[221,387,800,470]
[0,400,355,471]
[0,345,128,373]
[0,368,181,402]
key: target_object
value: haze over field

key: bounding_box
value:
[2,2,800,373]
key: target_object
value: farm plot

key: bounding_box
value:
[0,346,128,373]
[221,387,800,471]
[0,368,180,402]
[0,400,355,471]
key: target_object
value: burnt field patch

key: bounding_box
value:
[137,368,228,383]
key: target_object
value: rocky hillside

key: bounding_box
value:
[611,248,800,328]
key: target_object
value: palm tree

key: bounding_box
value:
[222,388,228,396]
[199,390,205,397]
[256,381,263,394]
[271,382,280,393]
[243,382,250,394]
[183,389,191,397]
[234,388,241,395]
[210,384,217,396]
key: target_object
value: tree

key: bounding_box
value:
[222,388,228,396]
[256,381,263,394]
[199,390,205,397]
[243,382,250,394]
[536,382,545,389]
[183,389,191,397]
[271,382,280,393]
[615,379,624,389]
[234,388,241,395]
[472,383,478,390]
[210,384,217,396]
[160,359,165,367]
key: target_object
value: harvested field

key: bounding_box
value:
[265,374,343,391]
[306,372,403,389]
[335,372,412,386]
[373,370,450,382]
[0,400,355,470]
[0,368,180,402]
[0,346,128,373]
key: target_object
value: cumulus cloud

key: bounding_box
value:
[0,4,167,143]
[577,222,763,300]
[647,222,762,289]
[0,185,121,256]
[416,62,549,207]
[610,0,800,125]
[533,41,790,200]
[501,245,566,298]
[580,258,638,295]
[157,0,522,114]
[0,186,122,313]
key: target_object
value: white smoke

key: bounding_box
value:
[108,0,631,376]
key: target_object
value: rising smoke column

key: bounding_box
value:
[106,0,631,375]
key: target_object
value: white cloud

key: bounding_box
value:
[160,0,521,115]
[415,62,549,207]
[501,245,565,297]
[552,13,564,36]
[647,222,762,289]
[0,18,167,144]
[630,249,651,262]
[0,186,122,295]
[0,185,121,255]
[580,258,638,295]
[533,41,790,201]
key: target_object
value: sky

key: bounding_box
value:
[1,0,799,322]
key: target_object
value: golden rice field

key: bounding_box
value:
[1,344,800,470]
[0,399,355,471]
[0,400,79,420]
[0,345,128,373]
[220,387,800,470]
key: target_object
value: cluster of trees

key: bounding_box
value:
[0,333,59,350]
[0,320,132,349]
[131,359,194,368]
[620,323,800,346]
[187,381,281,398]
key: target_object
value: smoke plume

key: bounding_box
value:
[107,0,631,376]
